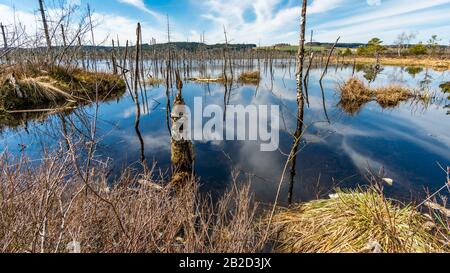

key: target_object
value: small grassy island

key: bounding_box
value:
[338,77,428,114]
[0,64,126,112]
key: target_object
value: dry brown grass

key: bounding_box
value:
[0,63,126,111]
[187,76,226,83]
[146,76,164,86]
[338,77,416,114]
[0,150,264,253]
[338,56,450,70]
[374,85,413,107]
[238,71,261,85]
[440,82,450,93]
[272,188,450,253]
[339,78,373,102]
[1,145,448,253]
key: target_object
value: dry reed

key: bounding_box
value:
[238,71,261,85]
[338,77,418,114]
[440,82,450,93]
[272,188,449,253]
[338,56,450,71]
[0,63,126,111]
[0,149,264,253]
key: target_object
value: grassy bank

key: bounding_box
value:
[256,45,450,70]
[339,56,450,70]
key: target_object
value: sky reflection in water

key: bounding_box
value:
[1,64,449,204]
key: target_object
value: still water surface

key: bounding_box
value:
[1,64,449,204]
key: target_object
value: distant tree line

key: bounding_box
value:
[306,42,366,49]
[11,42,258,57]
[272,34,449,57]
[142,42,257,52]
[353,34,449,57]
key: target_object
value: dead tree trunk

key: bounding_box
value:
[224,26,233,80]
[166,15,172,88]
[38,0,52,50]
[111,39,118,74]
[288,0,308,205]
[134,23,141,99]
[171,70,195,186]
[1,23,7,50]
[78,36,86,69]
[303,52,315,106]
[1,23,8,62]
[320,36,341,82]
[60,24,67,47]
[296,0,307,103]
[133,23,145,164]
[87,4,96,71]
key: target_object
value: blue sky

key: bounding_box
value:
[1,0,450,45]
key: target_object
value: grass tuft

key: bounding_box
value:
[272,188,449,253]
[238,71,261,85]
[146,76,164,86]
[440,82,450,93]
[338,77,417,114]
[187,76,226,83]
[374,85,413,107]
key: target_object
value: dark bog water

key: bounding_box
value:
[1,63,449,204]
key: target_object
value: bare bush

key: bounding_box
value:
[0,147,264,253]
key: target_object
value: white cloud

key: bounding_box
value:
[367,0,381,6]
[0,3,183,46]
[308,0,346,14]
[317,0,450,29]
[197,0,347,45]
[90,12,185,44]
[117,0,164,22]
[2,0,450,46]
[341,139,384,172]
[313,3,450,43]
[0,4,38,32]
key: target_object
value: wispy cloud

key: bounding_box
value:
[317,0,450,29]
[367,0,381,6]
[0,3,182,46]
[198,0,344,45]
[91,12,182,44]
[1,0,450,45]
[117,0,164,22]
[308,0,346,14]
[313,0,450,42]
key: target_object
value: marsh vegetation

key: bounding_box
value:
[338,77,429,114]
[0,63,125,111]
[273,187,450,253]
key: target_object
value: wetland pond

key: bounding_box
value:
[1,63,449,205]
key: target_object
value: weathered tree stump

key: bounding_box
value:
[170,71,195,186]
